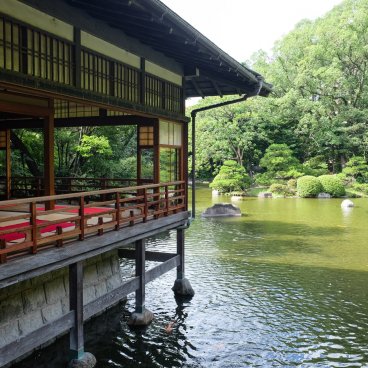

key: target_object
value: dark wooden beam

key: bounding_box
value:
[212,80,223,97]
[118,249,177,262]
[189,78,204,98]
[84,277,140,320]
[0,100,51,117]
[1,115,158,129]
[145,255,180,284]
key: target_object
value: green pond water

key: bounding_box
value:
[14,185,368,367]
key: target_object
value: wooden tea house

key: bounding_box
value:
[0,0,271,366]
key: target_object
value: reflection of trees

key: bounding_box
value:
[160,148,179,182]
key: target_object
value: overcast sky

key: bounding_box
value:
[161,0,343,63]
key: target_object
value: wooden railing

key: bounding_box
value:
[0,176,153,199]
[0,181,186,263]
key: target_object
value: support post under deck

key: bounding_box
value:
[172,226,194,298]
[127,239,154,326]
[69,262,96,368]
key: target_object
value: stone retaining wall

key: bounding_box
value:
[0,249,123,350]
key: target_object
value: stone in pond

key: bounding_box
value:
[318,192,331,198]
[341,199,354,208]
[201,203,241,217]
[258,192,273,198]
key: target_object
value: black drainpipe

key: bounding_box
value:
[190,78,263,218]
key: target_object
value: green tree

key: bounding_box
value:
[209,160,251,193]
[257,143,302,183]
[342,156,368,183]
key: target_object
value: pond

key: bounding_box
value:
[14,185,368,367]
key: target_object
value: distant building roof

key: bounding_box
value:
[66,0,272,98]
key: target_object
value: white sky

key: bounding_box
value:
[161,0,343,62]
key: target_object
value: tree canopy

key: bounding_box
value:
[191,0,368,181]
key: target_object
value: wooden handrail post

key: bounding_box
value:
[143,188,148,223]
[115,192,120,230]
[79,197,85,241]
[101,179,106,202]
[0,239,7,263]
[30,202,38,254]
[165,185,169,216]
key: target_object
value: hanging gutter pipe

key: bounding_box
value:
[190,78,264,218]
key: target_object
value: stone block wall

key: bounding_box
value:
[0,249,123,350]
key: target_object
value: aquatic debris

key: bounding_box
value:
[164,321,175,334]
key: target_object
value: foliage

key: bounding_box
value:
[342,156,368,183]
[318,175,346,197]
[259,143,302,180]
[209,160,251,193]
[269,183,295,197]
[75,135,112,158]
[297,176,323,197]
[287,179,297,189]
[302,156,329,176]
[352,183,368,195]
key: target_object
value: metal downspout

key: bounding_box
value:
[190,78,263,218]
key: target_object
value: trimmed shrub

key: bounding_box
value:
[318,175,345,197]
[210,160,251,193]
[297,176,323,198]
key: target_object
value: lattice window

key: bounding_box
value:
[81,49,110,94]
[0,18,21,72]
[165,82,183,113]
[139,126,154,146]
[113,62,140,103]
[145,74,163,109]
[27,29,73,84]
[0,15,74,85]
[54,100,99,118]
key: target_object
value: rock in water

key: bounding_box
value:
[201,203,241,217]
[318,192,331,198]
[258,192,273,198]
[341,199,354,208]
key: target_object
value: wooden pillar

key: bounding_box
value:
[44,101,55,209]
[177,227,185,280]
[5,129,11,200]
[153,119,160,184]
[182,122,188,210]
[73,27,81,89]
[69,261,84,360]
[135,239,146,313]
[128,238,153,326]
[140,58,146,106]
